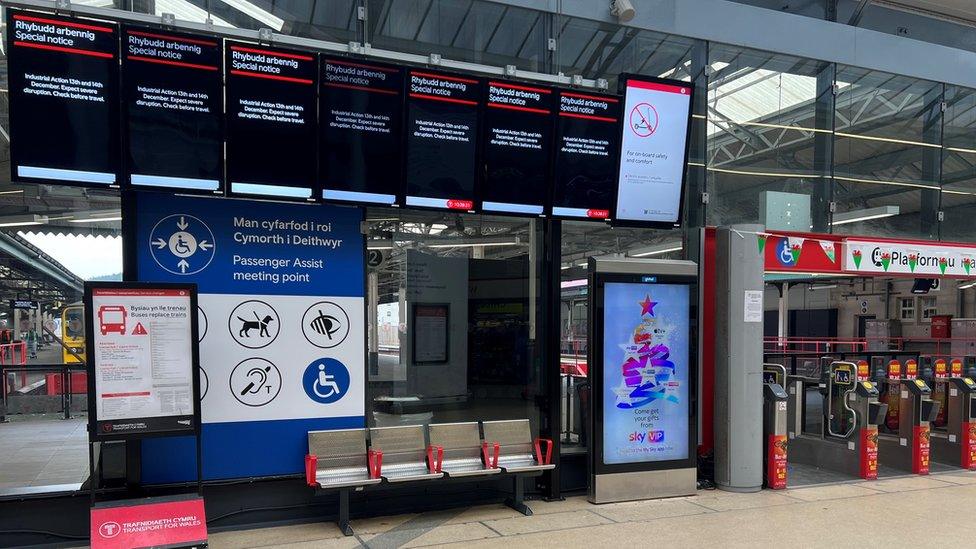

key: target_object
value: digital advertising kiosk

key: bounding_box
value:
[587,257,699,503]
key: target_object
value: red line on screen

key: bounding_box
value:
[230,69,313,85]
[626,79,690,95]
[127,30,217,47]
[326,59,399,72]
[411,71,478,84]
[559,112,617,123]
[230,45,313,61]
[487,103,549,115]
[488,81,551,94]
[127,55,218,71]
[409,93,477,106]
[13,41,113,59]
[561,91,619,103]
[323,82,398,95]
[14,14,113,33]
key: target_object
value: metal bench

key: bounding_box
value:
[369,425,444,483]
[482,419,554,515]
[305,428,382,536]
[428,421,501,478]
[483,419,555,474]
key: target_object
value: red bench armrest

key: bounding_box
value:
[305,454,318,487]
[534,438,554,465]
[481,441,500,468]
[426,445,444,473]
[368,450,384,479]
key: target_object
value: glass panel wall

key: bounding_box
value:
[832,67,943,238]
[706,45,830,231]
[941,85,976,242]
[364,209,546,434]
[366,0,548,71]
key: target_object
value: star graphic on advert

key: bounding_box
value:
[639,295,657,316]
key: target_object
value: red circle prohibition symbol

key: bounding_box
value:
[630,102,659,137]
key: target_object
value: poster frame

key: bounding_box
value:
[587,260,699,477]
[84,280,202,443]
[411,302,450,365]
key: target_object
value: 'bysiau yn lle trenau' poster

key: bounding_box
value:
[602,282,689,464]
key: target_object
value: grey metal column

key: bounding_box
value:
[813,62,835,232]
[921,83,944,240]
[713,224,765,492]
[685,40,708,229]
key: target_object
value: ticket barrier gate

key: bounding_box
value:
[763,364,788,489]
[920,358,976,470]
[875,359,940,474]
[786,361,887,480]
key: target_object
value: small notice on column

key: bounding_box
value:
[744,290,764,323]
[89,285,197,439]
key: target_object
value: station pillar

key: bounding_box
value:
[713,224,765,492]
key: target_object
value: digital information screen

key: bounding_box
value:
[321,58,403,206]
[615,77,693,226]
[226,42,317,199]
[602,282,690,464]
[123,26,222,192]
[7,10,119,186]
[404,69,481,211]
[480,80,554,216]
[551,91,620,220]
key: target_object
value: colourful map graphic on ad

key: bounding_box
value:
[602,282,689,465]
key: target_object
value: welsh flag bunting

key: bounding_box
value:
[939,257,948,275]
[757,233,768,255]
[852,248,863,269]
[880,250,892,271]
[908,252,919,273]
[964,257,974,276]
[818,240,836,263]
[787,237,805,263]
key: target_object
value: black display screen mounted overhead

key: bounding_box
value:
[480,80,554,217]
[226,41,317,200]
[320,57,403,206]
[6,9,120,187]
[122,26,223,194]
[403,69,482,212]
[550,90,621,220]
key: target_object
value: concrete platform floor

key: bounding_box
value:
[0,417,88,491]
[209,470,976,548]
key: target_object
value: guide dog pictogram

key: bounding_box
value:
[238,311,274,338]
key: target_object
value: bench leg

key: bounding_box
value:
[505,476,532,516]
[338,489,354,536]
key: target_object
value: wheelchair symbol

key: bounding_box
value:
[303,358,350,404]
[175,235,192,255]
[313,364,339,398]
